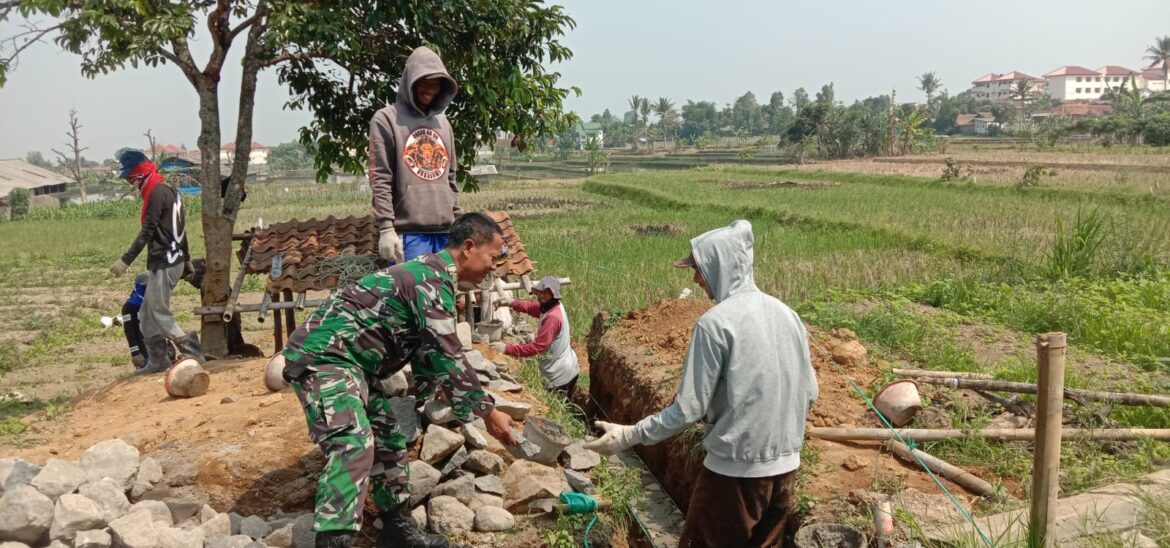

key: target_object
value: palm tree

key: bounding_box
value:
[1146,36,1170,89]
[627,95,642,150]
[638,98,652,150]
[917,71,941,107]
[652,97,676,148]
[899,108,929,155]
[1011,79,1034,113]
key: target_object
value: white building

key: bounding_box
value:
[1145,60,1168,92]
[1044,65,1143,101]
[220,142,271,165]
[969,71,1046,102]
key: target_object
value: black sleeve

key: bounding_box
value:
[121,191,164,265]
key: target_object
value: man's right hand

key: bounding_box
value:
[378,225,404,262]
[109,259,129,277]
[484,409,518,446]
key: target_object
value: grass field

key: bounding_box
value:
[2,152,1169,537]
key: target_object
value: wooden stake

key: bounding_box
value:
[806,427,1170,442]
[886,441,1007,500]
[893,368,992,380]
[1030,332,1065,548]
[914,377,1170,408]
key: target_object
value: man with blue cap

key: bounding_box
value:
[110,149,204,373]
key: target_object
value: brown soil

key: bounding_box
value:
[587,299,978,518]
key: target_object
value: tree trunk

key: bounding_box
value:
[196,78,232,358]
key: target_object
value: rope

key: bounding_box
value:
[806,336,995,547]
[530,240,993,545]
[314,253,380,288]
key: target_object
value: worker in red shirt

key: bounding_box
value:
[490,276,580,399]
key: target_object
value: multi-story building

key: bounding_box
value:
[968,71,1047,102]
[1044,65,1142,101]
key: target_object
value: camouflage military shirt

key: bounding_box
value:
[282,250,493,422]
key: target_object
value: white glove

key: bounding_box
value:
[489,342,507,354]
[496,291,514,306]
[583,421,639,455]
[110,259,129,277]
[378,225,404,262]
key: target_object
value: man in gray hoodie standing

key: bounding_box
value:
[369,46,463,263]
[585,220,819,547]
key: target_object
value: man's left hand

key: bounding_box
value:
[489,342,506,354]
[484,409,517,446]
[109,259,129,277]
[584,421,639,455]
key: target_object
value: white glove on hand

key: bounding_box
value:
[583,421,639,455]
[496,291,514,306]
[489,342,507,354]
[110,259,129,277]
[378,225,404,263]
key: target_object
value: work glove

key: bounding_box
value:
[489,342,507,354]
[496,291,514,306]
[109,259,129,277]
[378,224,404,263]
[583,421,639,455]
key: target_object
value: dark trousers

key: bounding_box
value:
[678,466,798,547]
[551,374,578,401]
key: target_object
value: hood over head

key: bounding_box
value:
[396,46,458,117]
[682,220,758,303]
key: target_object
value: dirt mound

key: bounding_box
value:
[588,299,973,518]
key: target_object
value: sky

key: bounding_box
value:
[2,0,1169,159]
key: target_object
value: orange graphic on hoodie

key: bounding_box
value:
[402,127,449,181]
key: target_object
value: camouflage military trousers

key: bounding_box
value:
[292,364,410,533]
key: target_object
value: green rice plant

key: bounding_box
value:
[1044,208,1109,280]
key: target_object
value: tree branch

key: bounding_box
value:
[259,50,317,69]
[227,12,263,42]
[1,21,64,72]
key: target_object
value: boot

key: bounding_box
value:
[377,506,448,548]
[176,333,206,365]
[136,336,173,375]
[315,531,353,548]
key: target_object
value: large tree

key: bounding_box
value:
[1147,35,1170,88]
[917,71,941,108]
[1,0,578,356]
[627,94,642,150]
[651,96,676,146]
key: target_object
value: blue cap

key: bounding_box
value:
[118,150,149,179]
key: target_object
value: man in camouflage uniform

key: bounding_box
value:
[282,213,518,548]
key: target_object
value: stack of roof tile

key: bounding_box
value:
[238,215,379,294]
[484,210,534,278]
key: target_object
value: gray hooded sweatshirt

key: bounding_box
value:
[632,220,819,478]
[369,46,463,233]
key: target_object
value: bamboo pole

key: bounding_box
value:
[806,427,1170,442]
[1031,332,1065,548]
[893,368,992,380]
[914,377,1170,408]
[887,440,1006,500]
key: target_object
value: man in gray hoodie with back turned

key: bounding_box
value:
[586,220,819,547]
[369,46,463,263]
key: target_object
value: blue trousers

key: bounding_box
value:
[402,233,450,261]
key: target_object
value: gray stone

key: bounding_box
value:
[130,457,164,499]
[0,484,54,543]
[0,543,29,548]
[564,469,596,494]
[465,450,505,475]
[493,399,531,422]
[457,322,473,349]
[461,424,488,449]
[426,495,474,536]
[463,350,485,370]
[200,512,231,537]
[165,500,202,524]
[502,460,568,512]
[109,510,160,548]
[199,504,217,524]
[506,432,542,461]
[291,514,315,548]
[157,526,205,548]
[562,442,601,471]
[411,506,427,529]
[228,512,243,535]
[476,373,491,384]
[473,506,514,532]
[389,397,421,443]
[0,459,39,494]
[263,524,294,548]
[48,541,69,548]
[473,475,507,496]
[74,529,113,548]
[30,459,87,500]
[49,494,106,542]
[203,535,253,548]
[129,499,173,526]
[238,515,270,539]
[498,372,519,384]
[440,446,470,477]
[432,474,475,505]
[79,478,131,523]
[79,439,140,490]
[407,460,442,507]
[376,371,409,396]
[267,518,292,532]
[423,400,454,425]
[468,493,504,512]
[487,380,522,393]
[420,425,464,464]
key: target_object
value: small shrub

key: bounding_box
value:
[940,157,962,181]
[1018,164,1055,190]
[8,188,31,220]
[1044,208,1109,280]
